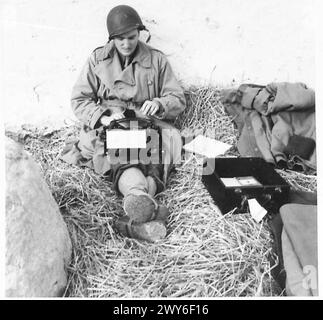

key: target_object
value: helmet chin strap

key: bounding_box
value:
[144,28,151,43]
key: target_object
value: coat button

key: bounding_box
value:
[147,79,153,86]
[255,147,259,152]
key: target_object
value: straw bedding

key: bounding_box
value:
[7,86,316,297]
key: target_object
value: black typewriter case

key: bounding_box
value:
[202,157,290,215]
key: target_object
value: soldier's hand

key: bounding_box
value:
[100,113,125,126]
[140,100,160,116]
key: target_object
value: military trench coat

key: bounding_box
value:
[61,40,186,187]
[221,82,316,172]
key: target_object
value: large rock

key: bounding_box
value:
[5,137,72,297]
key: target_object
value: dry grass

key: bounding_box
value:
[6,86,316,298]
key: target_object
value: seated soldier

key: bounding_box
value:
[61,5,186,242]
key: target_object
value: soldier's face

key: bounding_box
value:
[114,29,139,57]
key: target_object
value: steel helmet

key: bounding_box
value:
[107,5,147,40]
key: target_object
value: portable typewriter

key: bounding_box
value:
[101,115,163,164]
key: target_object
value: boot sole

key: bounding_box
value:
[123,193,157,223]
[134,221,167,242]
[115,217,166,243]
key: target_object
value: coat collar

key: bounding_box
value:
[93,41,152,87]
[96,40,152,68]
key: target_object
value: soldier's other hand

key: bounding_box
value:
[100,113,125,126]
[140,100,160,116]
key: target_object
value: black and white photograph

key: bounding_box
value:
[2,0,321,302]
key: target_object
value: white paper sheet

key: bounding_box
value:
[248,198,267,223]
[105,129,147,148]
[183,135,232,158]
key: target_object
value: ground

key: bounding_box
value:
[5,87,317,297]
